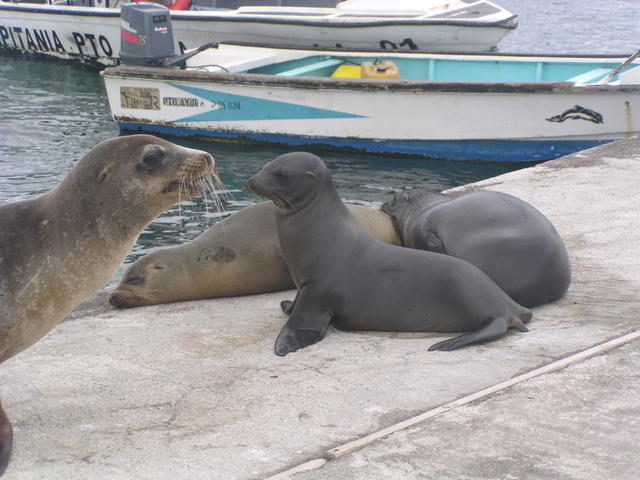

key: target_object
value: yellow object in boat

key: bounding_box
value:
[361,61,400,79]
[331,65,362,78]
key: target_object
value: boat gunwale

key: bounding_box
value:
[102,65,640,93]
[0,2,517,28]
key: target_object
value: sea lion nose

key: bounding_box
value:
[200,152,214,167]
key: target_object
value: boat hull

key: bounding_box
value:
[0,3,515,66]
[117,123,612,162]
[102,65,640,162]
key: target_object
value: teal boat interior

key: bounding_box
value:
[246,54,636,84]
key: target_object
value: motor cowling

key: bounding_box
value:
[119,3,175,67]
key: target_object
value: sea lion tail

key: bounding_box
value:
[429,309,531,352]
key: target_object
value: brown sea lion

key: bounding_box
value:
[109,201,401,307]
[0,134,215,475]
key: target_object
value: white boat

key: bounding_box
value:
[0,0,517,66]
[101,44,640,162]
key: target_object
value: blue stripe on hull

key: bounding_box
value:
[117,122,612,162]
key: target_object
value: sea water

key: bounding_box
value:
[0,0,638,276]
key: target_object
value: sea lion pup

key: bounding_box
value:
[381,189,571,308]
[246,152,531,357]
[0,134,215,475]
[110,201,400,308]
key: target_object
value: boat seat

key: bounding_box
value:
[568,67,611,84]
[276,58,343,77]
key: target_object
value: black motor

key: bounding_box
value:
[120,3,175,66]
[119,3,218,68]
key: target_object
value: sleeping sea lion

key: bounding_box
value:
[109,201,401,308]
[381,189,571,307]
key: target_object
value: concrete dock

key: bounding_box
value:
[1,139,639,479]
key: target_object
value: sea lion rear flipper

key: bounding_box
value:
[428,315,523,351]
[0,398,13,476]
[274,288,332,356]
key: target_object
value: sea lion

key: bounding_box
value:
[246,152,532,357]
[0,134,215,475]
[110,201,401,308]
[381,189,571,308]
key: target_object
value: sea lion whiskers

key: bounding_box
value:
[197,174,228,240]
[209,188,230,248]
[174,168,213,219]
[141,291,163,302]
[273,192,297,211]
[205,176,227,217]
[210,172,232,200]
[277,191,299,211]
[109,288,162,308]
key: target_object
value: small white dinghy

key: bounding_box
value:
[101,40,640,162]
[0,0,517,66]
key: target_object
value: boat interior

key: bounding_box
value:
[243,54,639,84]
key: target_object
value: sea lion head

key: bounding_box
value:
[381,188,448,238]
[246,152,328,210]
[72,134,216,219]
[109,250,170,308]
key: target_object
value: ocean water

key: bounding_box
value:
[0,0,638,278]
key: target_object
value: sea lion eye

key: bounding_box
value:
[137,146,165,171]
[126,276,144,285]
[274,170,289,184]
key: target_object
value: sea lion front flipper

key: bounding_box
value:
[0,398,13,476]
[428,316,523,351]
[414,226,445,253]
[280,290,300,316]
[280,300,294,315]
[425,231,445,253]
[274,288,332,356]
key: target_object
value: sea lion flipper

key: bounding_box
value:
[280,290,300,316]
[0,398,13,476]
[274,322,329,356]
[411,222,445,253]
[280,300,295,315]
[274,288,332,356]
[428,316,512,351]
[424,230,445,253]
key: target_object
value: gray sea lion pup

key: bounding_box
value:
[0,134,215,475]
[110,201,400,308]
[246,152,531,357]
[381,189,571,308]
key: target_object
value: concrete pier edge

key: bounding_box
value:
[265,329,640,479]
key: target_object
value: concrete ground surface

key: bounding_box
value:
[1,139,639,479]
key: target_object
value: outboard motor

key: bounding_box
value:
[120,3,216,68]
